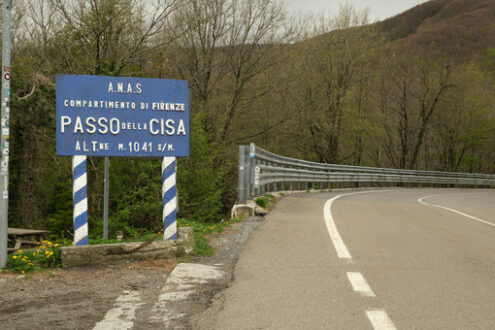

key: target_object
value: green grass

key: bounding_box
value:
[193,232,215,256]
[255,193,277,208]
[4,241,62,274]
[178,218,242,256]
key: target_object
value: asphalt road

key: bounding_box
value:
[194,188,495,329]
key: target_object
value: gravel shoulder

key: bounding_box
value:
[0,215,264,329]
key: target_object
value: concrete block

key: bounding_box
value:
[61,227,194,268]
[231,203,255,219]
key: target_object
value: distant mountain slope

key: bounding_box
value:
[376,0,495,61]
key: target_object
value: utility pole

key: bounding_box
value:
[0,0,12,267]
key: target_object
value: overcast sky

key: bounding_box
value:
[284,0,430,21]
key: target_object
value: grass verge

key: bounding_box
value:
[255,193,277,209]
[4,241,62,274]
[178,218,241,256]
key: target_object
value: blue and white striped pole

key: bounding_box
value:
[162,157,177,240]
[73,156,89,246]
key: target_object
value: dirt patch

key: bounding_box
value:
[0,260,175,330]
[0,216,264,329]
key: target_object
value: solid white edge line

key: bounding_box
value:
[366,309,397,330]
[324,189,399,260]
[346,272,375,297]
[418,195,495,228]
[324,197,352,259]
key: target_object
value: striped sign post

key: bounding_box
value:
[73,156,89,246]
[162,157,177,240]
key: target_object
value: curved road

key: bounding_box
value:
[194,188,495,329]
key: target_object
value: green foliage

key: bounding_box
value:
[5,0,495,243]
[46,189,73,240]
[255,194,276,208]
[6,253,36,274]
[178,218,241,256]
[177,116,224,223]
[37,245,62,268]
[193,232,215,256]
[5,242,62,274]
[255,197,268,208]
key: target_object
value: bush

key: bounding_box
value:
[255,194,276,209]
[5,241,62,274]
[177,117,224,222]
[255,197,268,208]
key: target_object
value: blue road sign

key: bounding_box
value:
[56,74,189,157]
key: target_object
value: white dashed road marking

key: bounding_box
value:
[92,290,143,330]
[366,309,397,330]
[150,263,224,323]
[346,272,375,297]
[93,263,224,328]
[325,190,399,330]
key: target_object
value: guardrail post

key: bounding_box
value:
[238,145,247,203]
[245,146,252,199]
[249,143,256,198]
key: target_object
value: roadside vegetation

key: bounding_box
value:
[177,218,242,256]
[3,0,495,246]
[4,241,62,274]
[255,194,277,209]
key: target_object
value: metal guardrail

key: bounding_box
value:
[237,143,495,203]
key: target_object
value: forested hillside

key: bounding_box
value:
[4,0,494,239]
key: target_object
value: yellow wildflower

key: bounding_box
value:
[54,244,59,247]
[32,252,36,256]
[12,256,17,259]
[21,271,25,274]
[17,250,22,254]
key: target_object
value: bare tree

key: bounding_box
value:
[295,4,371,163]
[166,0,290,140]
[41,0,179,75]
